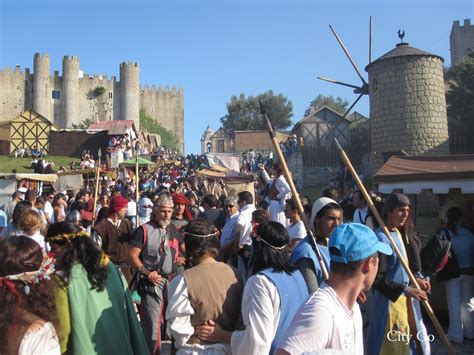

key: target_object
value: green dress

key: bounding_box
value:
[64,262,149,355]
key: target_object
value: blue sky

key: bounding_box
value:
[0,0,472,154]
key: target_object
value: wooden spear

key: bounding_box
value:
[135,141,141,227]
[92,167,100,223]
[260,100,329,280]
[334,138,455,354]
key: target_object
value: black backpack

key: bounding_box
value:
[420,229,452,276]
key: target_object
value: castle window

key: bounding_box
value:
[109,92,113,99]
[52,90,61,99]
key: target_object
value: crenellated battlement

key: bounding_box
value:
[140,83,183,98]
[0,52,184,151]
[34,52,49,60]
[452,19,472,29]
[120,61,139,68]
[62,55,79,63]
[0,66,30,79]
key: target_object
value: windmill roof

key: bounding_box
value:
[365,43,443,71]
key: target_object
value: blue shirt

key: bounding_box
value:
[449,224,474,269]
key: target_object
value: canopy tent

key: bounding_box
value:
[120,157,155,167]
[0,173,58,183]
[205,153,241,172]
[373,155,474,194]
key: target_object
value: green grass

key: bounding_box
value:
[0,156,81,173]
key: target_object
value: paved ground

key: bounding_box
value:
[426,323,474,355]
[160,329,474,354]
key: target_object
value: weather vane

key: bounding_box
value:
[398,30,405,43]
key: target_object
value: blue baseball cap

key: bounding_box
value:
[328,223,392,263]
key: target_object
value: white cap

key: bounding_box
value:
[17,187,27,193]
[309,197,339,231]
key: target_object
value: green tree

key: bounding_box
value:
[92,86,106,98]
[304,94,349,116]
[446,52,474,130]
[220,90,293,132]
[139,110,180,152]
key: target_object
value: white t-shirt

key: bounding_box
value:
[277,282,363,355]
[287,220,306,241]
[43,201,54,222]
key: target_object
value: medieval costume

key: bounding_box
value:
[260,169,291,226]
[55,262,148,354]
[166,261,244,354]
[367,227,430,355]
[92,196,133,281]
[129,221,181,353]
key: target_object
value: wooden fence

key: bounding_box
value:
[301,144,366,167]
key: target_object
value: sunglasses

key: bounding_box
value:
[226,205,235,208]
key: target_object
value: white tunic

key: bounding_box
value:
[231,274,281,354]
[287,220,306,241]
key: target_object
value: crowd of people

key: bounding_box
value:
[0,151,473,355]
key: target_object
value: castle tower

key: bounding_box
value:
[61,56,80,127]
[33,53,51,119]
[119,62,140,129]
[450,19,474,65]
[366,42,449,170]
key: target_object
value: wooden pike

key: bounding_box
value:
[135,149,141,227]
[334,138,455,355]
[92,167,100,223]
[260,100,329,281]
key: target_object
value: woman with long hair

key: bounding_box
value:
[45,221,148,354]
[195,221,308,354]
[0,236,59,355]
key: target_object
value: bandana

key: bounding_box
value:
[108,195,129,215]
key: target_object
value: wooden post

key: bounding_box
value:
[334,138,455,355]
[260,100,329,280]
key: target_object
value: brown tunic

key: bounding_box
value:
[183,261,244,344]
[92,218,133,264]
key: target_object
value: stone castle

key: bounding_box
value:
[450,19,474,65]
[0,53,184,152]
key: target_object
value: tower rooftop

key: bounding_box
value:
[366,43,443,71]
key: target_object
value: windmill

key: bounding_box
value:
[317,16,373,119]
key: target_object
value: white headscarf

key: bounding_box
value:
[309,197,339,233]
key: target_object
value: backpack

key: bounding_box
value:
[420,228,456,277]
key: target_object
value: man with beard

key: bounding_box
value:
[129,193,181,353]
